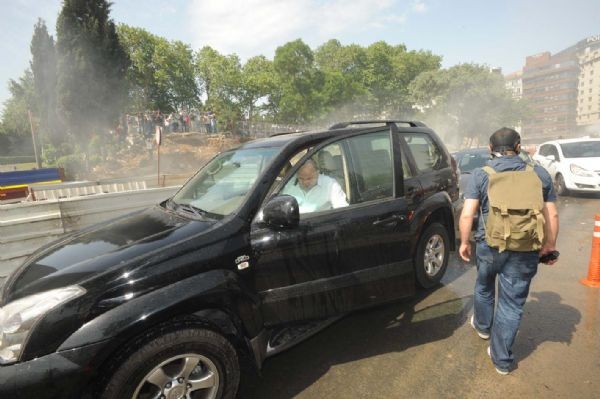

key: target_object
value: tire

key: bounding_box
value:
[415,222,450,288]
[100,327,240,399]
[555,174,569,196]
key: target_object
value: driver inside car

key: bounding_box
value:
[282,159,348,213]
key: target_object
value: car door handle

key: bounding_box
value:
[373,214,406,227]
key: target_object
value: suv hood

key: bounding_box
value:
[2,206,217,303]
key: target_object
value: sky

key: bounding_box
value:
[1,0,600,107]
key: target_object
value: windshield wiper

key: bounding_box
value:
[178,203,210,219]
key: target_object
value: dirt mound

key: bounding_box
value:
[89,133,242,181]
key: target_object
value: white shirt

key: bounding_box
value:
[282,174,348,214]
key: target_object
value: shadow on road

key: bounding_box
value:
[248,285,472,398]
[515,291,581,364]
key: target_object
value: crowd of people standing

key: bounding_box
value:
[129,110,218,139]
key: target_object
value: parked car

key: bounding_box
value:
[454,147,537,198]
[533,138,600,195]
[0,121,458,399]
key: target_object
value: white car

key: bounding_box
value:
[533,138,600,195]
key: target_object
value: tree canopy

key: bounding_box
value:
[30,19,62,145]
[1,4,526,157]
[56,0,129,143]
[409,63,526,145]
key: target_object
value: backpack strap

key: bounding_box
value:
[482,166,496,175]
[499,204,510,252]
[533,208,544,246]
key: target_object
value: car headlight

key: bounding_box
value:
[0,285,85,365]
[570,164,595,177]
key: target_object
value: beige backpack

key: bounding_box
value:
[482,165,545,252]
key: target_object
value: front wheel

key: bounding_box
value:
[100,327,240,399]
[415,222,450,288]
[555,174,569,196]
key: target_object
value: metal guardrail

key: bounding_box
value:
[30,180,148,201]
[0,186,180,277]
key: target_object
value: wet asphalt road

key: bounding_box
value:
[249,194,600,399]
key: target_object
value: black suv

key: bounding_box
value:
[0,121,458,398]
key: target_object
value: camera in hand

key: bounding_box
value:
[539,250,560,264]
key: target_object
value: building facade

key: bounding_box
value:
[521,50,579,143]
[513,35,600,143]
[576,35,600,132]
[505,70,523,99]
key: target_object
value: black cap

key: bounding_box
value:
[490,127,520,153]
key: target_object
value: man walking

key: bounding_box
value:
[458,127,559,374]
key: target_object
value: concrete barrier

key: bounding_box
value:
[0,186,180,277]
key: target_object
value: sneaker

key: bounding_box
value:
[470,315,490,339]
[487,346,509,375]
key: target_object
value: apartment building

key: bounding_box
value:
[576,35,600,131]
[520,50,579,143]
[513,35,600,143]
[505,70,523,99]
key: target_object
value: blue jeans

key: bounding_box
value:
[473,241,538,371]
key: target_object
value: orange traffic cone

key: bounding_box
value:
[581,214,600,288]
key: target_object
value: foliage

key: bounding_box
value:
[56,153,85,180]
[56,0,129,145]
[1,70,35,138]
[409,63,525,145]
[195,46,244,128]
[118,25,199,113]
[240,56,275,121]
[362,41,441,115]
[30,19,63,145]
[272,39,324,123]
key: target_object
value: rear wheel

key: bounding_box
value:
[555,174,569,196]
[100,327,240,399]
[415,222,450,288]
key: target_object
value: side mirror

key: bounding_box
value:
[546,154,556,162]
[262,195,299,229]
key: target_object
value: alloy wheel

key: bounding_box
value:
[133,353,219,399]
[424,234,445,277]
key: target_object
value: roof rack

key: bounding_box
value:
[268,130,307,137]
[328,120,427,130]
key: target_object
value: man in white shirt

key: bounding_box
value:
[282,159,348,213]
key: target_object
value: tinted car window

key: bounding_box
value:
[281,142,349,215]
[560,141,600,158]
[400,145,414,178]
[172,147,278,216]
[403,133,446,173]
[347,131,394,203]
[548,145,560,160]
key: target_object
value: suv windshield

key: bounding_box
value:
[171,147,279,217]
[560,141,600,158]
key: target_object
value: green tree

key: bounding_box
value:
[117,25,160,111]
[363,41,441,115]
[272,39,323,123]
[56,0,129,144]
[153,38,199,111]
[314,40,369,120]
[30,18,63,145]
[240,56,275,121]
[409,63,525,145]
[0,70,36,155]
[195,46,243,130]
